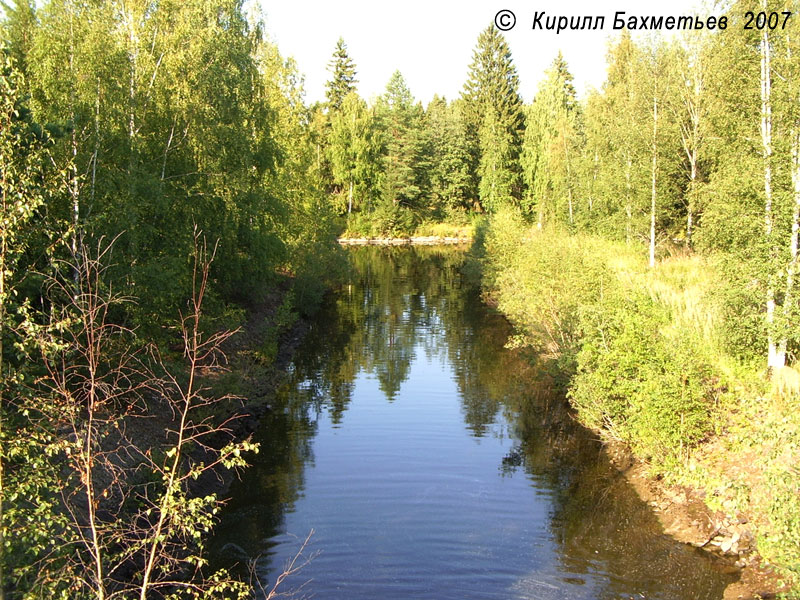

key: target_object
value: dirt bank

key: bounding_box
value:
[604,442,786,600]
[115,281,312,503]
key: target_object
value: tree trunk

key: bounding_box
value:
[589,150,598,212]
[69,8,80,284]
[625,154,632,245]
[91,78,99,212]
[782,127,800,363]
[561,118,574,226]
[650,95,657,268]
[348,180,353,214]
[0,167,6,600]
[127,6,138,206]
[761,19,785,370]
[688,156,696,248]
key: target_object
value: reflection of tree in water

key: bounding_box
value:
[209,384,318,573]
[326,246,471,406]
[346,246,516,435]
[213,247,735,599]
[424,249,736,598]
[341,248,733,597]
[209,246,474,575]
[488,355,735,598]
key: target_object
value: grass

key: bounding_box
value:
[411,221,474,239]
[627,255,799,590]
[604,243,800,588]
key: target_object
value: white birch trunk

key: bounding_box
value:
[650,95,657,268]
[761,19,785,370]
[625,154,632,244]
[348,180,353,214]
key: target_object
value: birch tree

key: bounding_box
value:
[328,92,379,215]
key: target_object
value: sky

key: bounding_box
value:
[255,0,706,107]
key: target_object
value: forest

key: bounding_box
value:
[2,0,800,596]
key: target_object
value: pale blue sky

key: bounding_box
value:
[255,0,706,106]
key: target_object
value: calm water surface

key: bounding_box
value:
[211,246,737,599]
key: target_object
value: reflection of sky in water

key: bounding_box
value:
[279,373,557,599]
[212,247,736,600]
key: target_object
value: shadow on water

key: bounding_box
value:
[210,246,738,599]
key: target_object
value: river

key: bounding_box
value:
[210,245,737,599]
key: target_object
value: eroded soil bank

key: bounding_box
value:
[604,442,785,600]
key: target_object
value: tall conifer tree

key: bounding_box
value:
[376,71,429,214]
[462,24,523,211]
[325,37,357,112]
[426,96,472,214]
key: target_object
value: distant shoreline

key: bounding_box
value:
[337,236,471,246]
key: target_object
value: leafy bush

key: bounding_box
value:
[570,291,714,463]
[481,223,717,465]
[483,213,612,358]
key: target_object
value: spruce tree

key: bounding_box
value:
[461,24,524,210]
[376,71,429,217]
[325,37,357,112]
[426,96,472,215]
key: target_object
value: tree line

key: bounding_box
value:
[318,1,800,369]
[1,0,340,596]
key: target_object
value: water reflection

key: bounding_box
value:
[211,246,737,599]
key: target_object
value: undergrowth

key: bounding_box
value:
[479,208,800,589]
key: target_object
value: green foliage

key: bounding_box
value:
[325,37,357,111]
[0,55,71,598]
[2,418,76,598]
[482,225,717,465]
[328,92,380,214]
[0,0,35,80]
[760,462,800,582]
[17,0,344,335]
[258,41,346,315]
[426,97,473,214]
[461,25,523,211]
[521,52,581,225]
[482,212,610,357]
[255,294,298,365]
[1,2,339,596]
[477,108,516,212]
[480,218,800,587]
[375,71,430,218]
[570,291,714,463]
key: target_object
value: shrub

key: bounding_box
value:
[480,222,717,466]
[483,215,612,358]
[569,290,714,464]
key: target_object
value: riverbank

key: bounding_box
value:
[338,220,475,245]
[475,211,798,598]
[605,443,784,600]
[338,235,471,245]
[192,281,316,496]
[116,280,314,504]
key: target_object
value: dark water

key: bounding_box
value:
[211,246,737,599]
